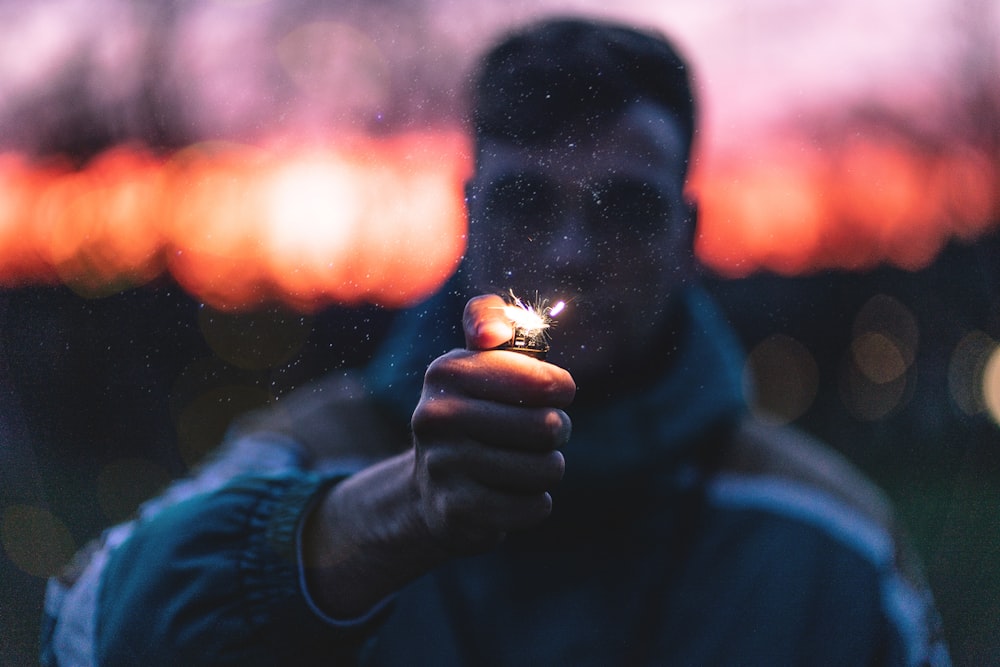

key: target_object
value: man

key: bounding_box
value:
[43,17,949,666]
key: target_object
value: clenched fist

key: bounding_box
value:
[411,294,576,552]
[303,295,575,618]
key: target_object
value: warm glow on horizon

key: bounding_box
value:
[693,133,999,277]
[1,129,997,309]
[1,0,997,305]
[0,132,471,310]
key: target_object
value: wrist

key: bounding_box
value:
[301,452,446,619]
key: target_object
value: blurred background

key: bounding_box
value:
[1,0,998,664]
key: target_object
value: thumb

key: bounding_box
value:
[463,294,513,350]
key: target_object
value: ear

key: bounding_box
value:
[681,196,698,247]
[677,195,703,282]
[464,178,479,225]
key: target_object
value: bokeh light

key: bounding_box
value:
[983,344,1000,428]
[0,131,471,311]
[0,0,997,302]
[36,147,167,297]
[198,307,313,371]
[744,333,820,424]
[1,505,75,578]
[839,294,918,421]
[851,293,918,383]
[694,134,999,277]
[851,332,908,384]
[95,458,172,523]
[174,383,273,468]
[840,356,909,422]
[3,127,993,307]
[948,330,996,416]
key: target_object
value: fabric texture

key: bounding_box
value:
[41,287,950,666]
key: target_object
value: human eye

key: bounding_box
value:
[482,174,555,226]
[589,179,671,231]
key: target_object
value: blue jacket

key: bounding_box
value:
[42,288,950,665]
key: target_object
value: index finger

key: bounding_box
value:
[463,294,514,351]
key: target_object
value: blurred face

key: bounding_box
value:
[465,101,698,384]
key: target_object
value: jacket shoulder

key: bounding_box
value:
[720,417,894,534]
[232,370,411,467]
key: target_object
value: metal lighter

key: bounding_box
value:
[496,292,564,360]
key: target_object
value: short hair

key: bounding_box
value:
[471,17,696,157]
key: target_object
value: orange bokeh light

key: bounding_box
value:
[1,127,997,306]
[694,132,999,277]
[0,131,472,310]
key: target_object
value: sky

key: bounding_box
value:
[0,0,997,309]
[4,8,999,661]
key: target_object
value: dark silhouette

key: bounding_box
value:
[38,18,951,665]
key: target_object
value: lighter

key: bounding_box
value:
[497,291,565,360]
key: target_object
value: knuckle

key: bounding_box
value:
[551,374,577,407]
[411,395,453,436]
[537,492,554,518]
[423,350,466,385]
[550,409,572,444]
[437,496,464,529]
[525,451,564,489]
[417,445,471,491]
[544,449,566,481]
[423,355,448,383]
[537,408,571,446]
[416,445,447,477]
[521,493,554,524]
[525,366,576,408]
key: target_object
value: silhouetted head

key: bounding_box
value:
[471,17,696,174]
[464,17,701,390]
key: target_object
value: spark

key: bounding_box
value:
[499,290,566,359]
[502,290,564,335]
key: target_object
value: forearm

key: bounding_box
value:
[71,472,367,666]
[302,450,448,619]
[301,297,575,620]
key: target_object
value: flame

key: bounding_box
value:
[503,303,548,335]
[502,292,564,336]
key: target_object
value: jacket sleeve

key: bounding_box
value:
[94,471,388,666]
[41,435,390,667]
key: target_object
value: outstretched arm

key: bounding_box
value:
[302,294,575,618]
[42,295,574,666]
